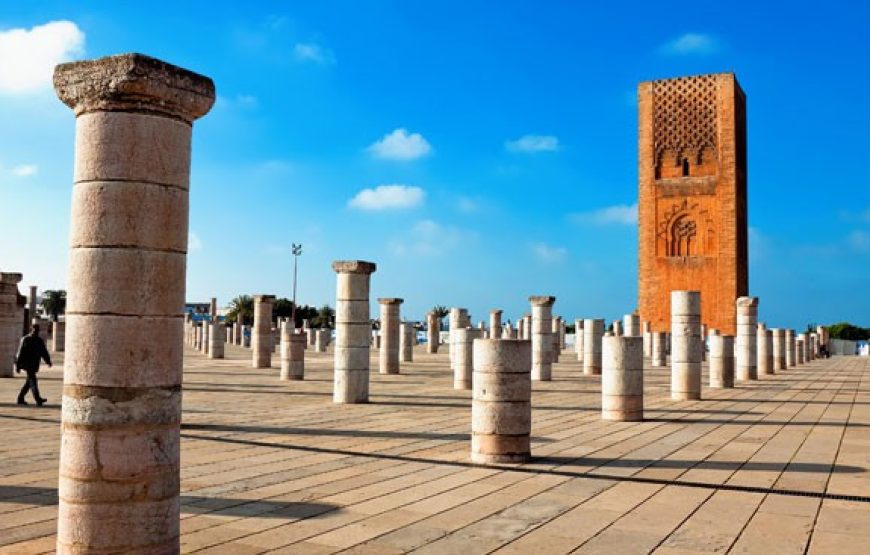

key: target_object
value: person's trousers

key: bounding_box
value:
[17,372,42,403]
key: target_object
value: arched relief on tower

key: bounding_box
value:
[656,199,716,258]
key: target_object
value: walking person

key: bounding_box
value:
[15,325,51,406]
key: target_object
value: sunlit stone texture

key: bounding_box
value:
[315,329,330,353]
[735,296,758,381]
[52,320,66,352]
[489,309,503,339]
[651,331,667,367]
[400,322,414,362]
[602,335,644,421]
[709,330,734,388]
[642,320,652,357]
[623,313,640,337]
[758,324,774,375]
[772,328,786,371]
[453,327,482,390]
[280,322,305,381]
[252,295,275,368]
[671,290,702,401]
[529,296,555,381]
[0,273,23,378]
[574,319,584,363]
[378,298,402,375]
[583,318,604,376]
[332,260,376,403]
[449,307,469,371]
[471,338,532,464]
[208,322,224,359]
[785,329,796,368]
[426,311,440,354]
[53,53,214,554]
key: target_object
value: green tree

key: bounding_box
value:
[825,322,870,341]
[312,304,335,329]
[228,295,253,325]
[41,290,67,321]
[432,305,449,327]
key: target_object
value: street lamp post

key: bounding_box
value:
[291,243,302,329]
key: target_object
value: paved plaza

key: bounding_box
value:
[2,345,869,554]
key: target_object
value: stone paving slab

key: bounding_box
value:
[1,344,869,554]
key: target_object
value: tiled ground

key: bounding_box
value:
[2,343,869,554]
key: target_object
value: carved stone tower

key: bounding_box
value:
[638,73,748,335]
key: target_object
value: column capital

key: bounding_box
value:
[332,260,377,274]
[377,297,404,305]
[54,53,215,123]
[528,295,556,307]
[0,272,22,285]
[253,294,276,304]
[490,309,503,315]
[736,296,759,308]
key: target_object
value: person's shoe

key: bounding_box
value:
[37,398,47,406]
[16,399,28,406]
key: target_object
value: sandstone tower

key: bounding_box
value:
[638,73,748,335]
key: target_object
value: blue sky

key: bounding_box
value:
[1,1,868,330]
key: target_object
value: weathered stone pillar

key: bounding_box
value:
[671,290,702,401]
[315,329,330,353]
[503,324,515,339]
[208,322,224,359]
[530,296,555,381]
[53,53,214,553]
[252,295,274,368]
[209,297,217,321]
[52,320,66,352]
[623,313,640,337]
[772,328,786,371]
[612,319,623,337]
[0,273,23,378]
[574,319,584,363]
[28,285,38,322]
[280,322,305,380]
[651,331,667,367]
[426,311,440,353]
[471,338,531,464]
[735,296,758,381]
[378,298,402,374]
[785,329,796,368]
[233,320,241,345]
[306,327,316,347]
[796,336,805,365]
[522,315,532,340]
[758,324,773,375]
[200,321,209,354]
[550,316,561,364]
[810,333,818,359]
[602,335,643,421]
[642,321,652,357]
[517,318,525,341]
[400,322,414,362]
[333,260,376,404]
[489,309,503,339]
[453,327,482,389]
[449,307,468,370]
[583,318,604,375]
[709,331,734,388]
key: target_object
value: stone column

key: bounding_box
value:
[306,327,316,347]
[735,296,758,381]
[52,320,66,352]
[517,318,525,341]
[209,297,217,321]
[201,321,210,354]
[523,315,532,340]
[612,319,623,337]
[0,273,23,378]
[453,327,482,389]
[378,298,402,374]
[623,313,640,337]
[810,333,818,359]
[602,335,643,421]
[671,290,702,401]
[796,337,805,365]
[550,316,561,364]
[233,320,241,345]
[709,331,734,388]
[583,318,604,375]
[333,261,376,403]
[426,311,440,353]
[574,319,584,363]
[449,307,469,370]
[642,321,652,357]
[315,329,329,353]
[28,285,38,322]
[399,322,414,362]
[53,53,214,554]
[651,331,667,367]
[280,322,305,380]
[530,296,555,381]
[251,295,275,368]
[758,324,773,375]
[208,322,224,359]
[772,328,786,371]
[489,310,503,339]
[785,329,796,368]
[471,338,531,464]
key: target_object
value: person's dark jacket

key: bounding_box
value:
[15,335,51,373]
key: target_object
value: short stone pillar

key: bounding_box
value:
[306,327,316,347]
[53,53,214,554]
[378,298,402,374]
[735,296,758,381]
[671,290,702,401]
[574,319,584,363]
[315,329,330,353]
[651,331,667,367]
[550,316,561,364]
[51,320,66,352]
[758,325,773,375]
[517,318,526,341]
[503,324,516,339]
[449,307,469,370]
[583,318,604,375]
[209,322,225,359]
[523,315,532,340]
[400,322,414,362]
[785,329,796,368]
[642,321,652,358]
[252,295,275,368]
[0,273,23,377]
[225,326,231,343]
[708,331,734,388]
[453,327,482,389]
[529,296,555,381]
[771,328,786,371]
[612,319,623,337]
[200,321,209,354]
[372,333,380,349]
[602,335,643,421]
[623,313,640,337]
[333,260,377,403]
[233,320,241,345]
[28,285,38,323]
[280,324,305,380]
[471,338,532,464]
[809,333,818,359]
[426,311,440,353]
[796,337,805,365]
[489,309,503,339]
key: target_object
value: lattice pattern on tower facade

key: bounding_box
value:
[653,74,718,161]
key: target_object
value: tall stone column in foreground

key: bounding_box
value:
[583,318,604,375]
[54,53,214,553]
[735,296,758,381]
[378,298,402,374]
[489,310,503,339]
[602,335,643,421]
[426,311,440,353]
[0,273,23,378]
[670,290,702,401]
[252,295,274,368]
[333,261,376,403]
[529,296,555,381]
[708,331,734,388]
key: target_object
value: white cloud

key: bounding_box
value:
[348,184,425,211]
[531,242,567,263]
[11,164,38,177]
[848,230,870,252]
[570,203,637,225]
[505,134,560,153]
[390,219,468,257]
[188,232,202,252]
[294,42,335,64]
[0,20,85,94]
[367,128,432,160]
[658,33,720,56]
[457,196,478,213]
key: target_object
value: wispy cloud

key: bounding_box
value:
[505,134,559,153]
[848,230,870,253]
[349,184,425,211]
[11,165,38,177]
[457,196,478,214]
[188,232,202,252]
[570,203,637,225]
[294,42,335,64]
[531,242,567,263]
[390,219,470,257]
[658,33,721,56]
[367,128,432,160]
[0,20,85,94]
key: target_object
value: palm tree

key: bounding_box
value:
[41,290,67,321]
[432,305,449,328]
[228,295,254,325]
[312,304,335,329]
